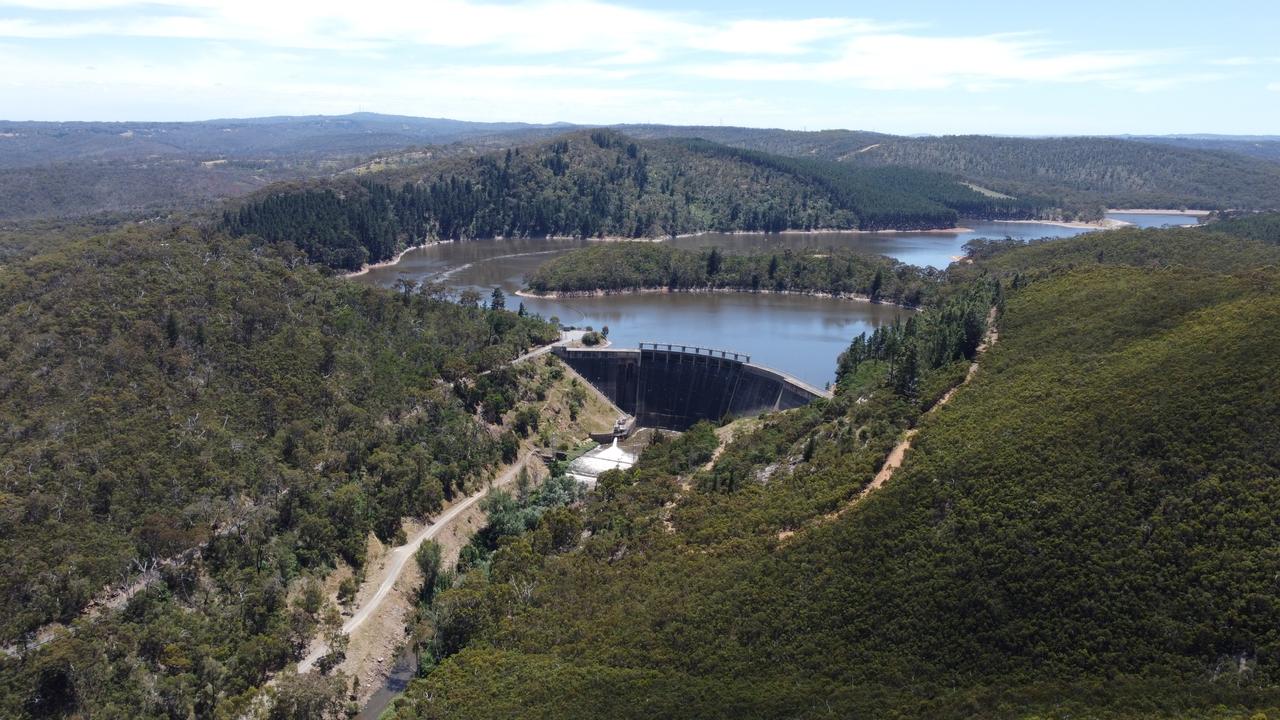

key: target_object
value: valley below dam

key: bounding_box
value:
[353,213,1197,387]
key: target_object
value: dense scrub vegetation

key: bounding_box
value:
[386,223,1280,718]
[222,131,1045,271]
[1207,211,1280,244]
[524,242,941,306]
[0,225,556,718]
[0,214,143,264]
[961,223,1280,279]
[414,471,586,664]
[626,126,1280,215]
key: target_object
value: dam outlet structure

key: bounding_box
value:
[552,342,830,431]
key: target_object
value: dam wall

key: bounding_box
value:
[555,348,640,416]
[553,343,828,431]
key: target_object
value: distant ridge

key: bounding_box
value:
[0,112,580,166]
[3,113,1280,221]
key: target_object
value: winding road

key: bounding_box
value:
[297,452,534,673]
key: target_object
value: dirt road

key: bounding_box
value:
[785,307,1000,537]
[851,308,999,505]
[297,453,534,673]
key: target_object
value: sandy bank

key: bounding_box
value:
[674,226,975,237]
[994,218,1130,230]
[554,226,980,242]
[342,239,453,278]
[1106,208,1213,216]
[343,226,983,279]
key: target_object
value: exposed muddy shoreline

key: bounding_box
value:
[515,285,921,311]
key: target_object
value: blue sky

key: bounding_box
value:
[0,0,1277,134]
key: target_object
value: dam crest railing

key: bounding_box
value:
[638,342,750,363]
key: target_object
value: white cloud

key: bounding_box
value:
[0,1,143,8]
[0,0,868,56]
[0,0,1148,88]
[1116,72,1227,93]
[686,33,1162,90]
[1210,56,1280,67]
[690,18,886,56]
[0,18,115,38]
[1269,82,1280,92]
[0,0,1249,129]
[0,42,691,122]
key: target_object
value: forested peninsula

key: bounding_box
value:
[523,242,939,307]
[221,131,1050,271]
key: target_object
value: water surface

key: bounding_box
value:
[358,238,902,387]
[675,221,1086,270]
[354,217,1132,386]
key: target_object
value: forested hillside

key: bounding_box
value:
[625,126,1280,214]
[1132,135,1280,163]
[850,136,1280,211]
[0,226,555,717]
[383,223,1280,719]
[962,218,1280,277]
[222,130,1044,271]
[525,242,939,306]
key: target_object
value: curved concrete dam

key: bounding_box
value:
[553,343,831,431]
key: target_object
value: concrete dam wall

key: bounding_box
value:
[553,343,830,431]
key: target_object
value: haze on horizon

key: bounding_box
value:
[1,0,1278,135]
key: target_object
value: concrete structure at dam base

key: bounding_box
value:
[552,342,830,432]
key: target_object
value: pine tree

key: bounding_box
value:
[165,313,180,348]
[869,268,884,303]
[891,342,919,397]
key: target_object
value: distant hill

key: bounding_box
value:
[615,124,894,160]
[0,113,575,167]
[1123,134,1280,162]
[223,130,1046,270]
[4,113,1280,222]
[623,126,1280,212]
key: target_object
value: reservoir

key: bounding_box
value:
[352,213,1196,386]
